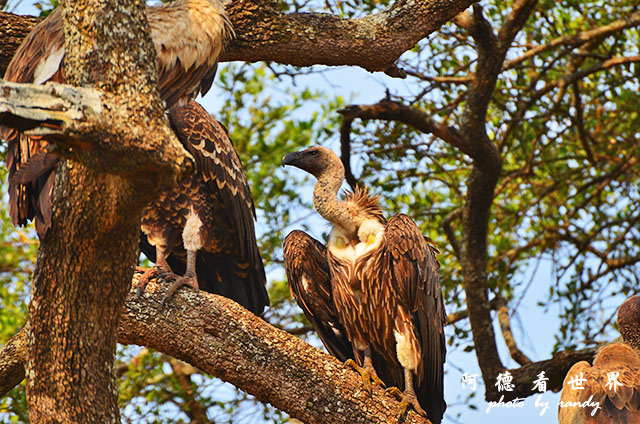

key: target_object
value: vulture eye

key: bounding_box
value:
[310,150,318,156]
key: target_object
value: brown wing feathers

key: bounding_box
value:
[283,230,354,362]
[164,101,269,314]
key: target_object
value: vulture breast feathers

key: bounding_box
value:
[140,100,269,314]
[1,0,231,237]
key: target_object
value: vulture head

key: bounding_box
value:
[282,146,344,180]
[618,295,640,349]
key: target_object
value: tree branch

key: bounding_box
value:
[0,328,25,396]
[337,100,470,154]
[1,281,432,424]
[0,281,600,406]
[0,80,192,185]
[0,0,479,78]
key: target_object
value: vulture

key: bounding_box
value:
[137,100,269,312]
[1,0,233,237]
[282,146,447,423]
[559,295,640,424]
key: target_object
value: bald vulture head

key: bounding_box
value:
[618,295,640,349]
[281,146,344,180]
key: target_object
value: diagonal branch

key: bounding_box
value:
[1,280,432,424]
[0,0,479,78]
[338,100,470,154]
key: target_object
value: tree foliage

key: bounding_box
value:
[1,0,639,422]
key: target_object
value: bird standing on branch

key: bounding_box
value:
[137,100,269,313]
[282,146,447,423]
[0,1,268,312]
[559,295,640,423]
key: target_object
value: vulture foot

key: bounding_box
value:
[384,386,403,400]
[161,272,199,306]
[135,264,173,298]
[397,387,425,420]
[344,359,384,394]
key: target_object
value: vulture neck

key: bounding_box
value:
[313,164,361,238]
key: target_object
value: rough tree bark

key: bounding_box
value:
[0,0,479,422]
[0,0,478,77]
[0,282,433,424]
[13,0,187,422]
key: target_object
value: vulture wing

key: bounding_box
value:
[380,214,447,424]
[1,8,64,237]
[154,100,268,314]
[560,345,640,424]
[283,230,354,362]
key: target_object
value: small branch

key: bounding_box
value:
[339,113,358,190]
[441,209,462,259]
[504,12,640,69]
[496,298,532,366]
[337,100,471,155]
[0,328,26,396]
[446,296,502,325]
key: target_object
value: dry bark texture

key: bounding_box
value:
[1,281,432,424]
[14,0,188,422]
[0,0,478,77]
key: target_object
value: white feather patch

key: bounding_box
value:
[328,226,356,263]
[33,47,65,85]
[394,330,418,371]
[182,209,203,251]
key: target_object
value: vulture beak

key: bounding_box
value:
[282,151,300,167]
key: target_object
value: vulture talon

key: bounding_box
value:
[397,386,426,420]
[345,358,384,394]
[384,386,403,401]
[161,273,199,306]
[135,265,168,298]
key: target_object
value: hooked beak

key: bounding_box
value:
[281,151,300,167]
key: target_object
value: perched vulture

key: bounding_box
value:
[559,295,640,424]
[1,0,232,237]
[282,147,447,423]
[137,100,269,312]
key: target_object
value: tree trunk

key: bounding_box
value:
[23,0,182,421]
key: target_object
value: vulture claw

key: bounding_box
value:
[161,272,199,306]
[344,359,384,394]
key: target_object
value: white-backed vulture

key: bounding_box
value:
[137,100,269,313]
[282,146,446,423]
[1,0,232,237]
[559,295,640,423]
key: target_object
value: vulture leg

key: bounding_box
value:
[161,248,199,306]
[345,348,384,393]
[397,368,426,418]
[136,245,175,298]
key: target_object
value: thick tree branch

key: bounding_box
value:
[0,281,600,406]
[338,100,470,154]
[1,281,432,424]
[484,347,598,401]
[0,0,478,77]
[0,80,192,184]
